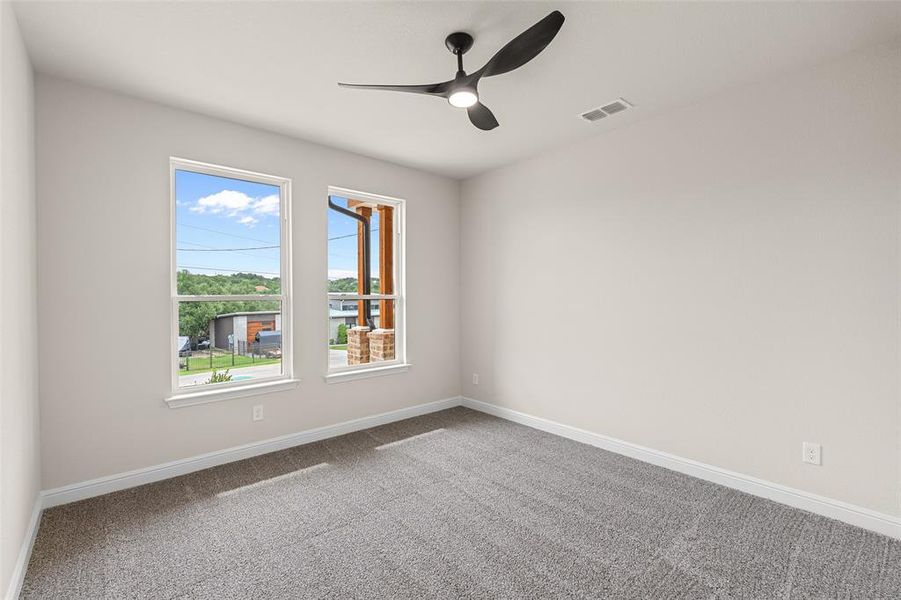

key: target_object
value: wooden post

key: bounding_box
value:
[378,205,394,329]
[354,205,372,326]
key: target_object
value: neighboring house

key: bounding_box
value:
[210,311,281,352]
[328,299,380,342]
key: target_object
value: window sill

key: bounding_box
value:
[165,378,300,408]
[324,363,411,384]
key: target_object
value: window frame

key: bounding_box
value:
[168,157,294,401]
[326,186,407,380]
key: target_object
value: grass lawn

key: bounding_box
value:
[179,354,280,375]
[329,344,348,350]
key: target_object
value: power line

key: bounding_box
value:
[329,228,379,242]
[181,221,378,244]
[177,245,279,252]
[178,223,277,245]
[178,240,279,265]
[179,266,280,276]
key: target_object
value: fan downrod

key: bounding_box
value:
[445,32,474,55]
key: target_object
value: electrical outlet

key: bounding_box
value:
[253,405,264,422]
[472,373,479,385]
[802,442,821,466]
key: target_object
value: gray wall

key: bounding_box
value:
[213,313,280,351]
[213,317,234,351]
[36,76,461,490]
[1,3,39,596]
[460,43,901,516]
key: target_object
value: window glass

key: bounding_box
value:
[178,300,282,387]
[328,299,395,369]
[172,160,290,392]
[175,169,281,296]
[327,191,401,373]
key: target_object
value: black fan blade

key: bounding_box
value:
[467,102,499,130]
[478,11,565,78]
[337,81,452,97]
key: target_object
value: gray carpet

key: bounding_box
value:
[22,407,901,599]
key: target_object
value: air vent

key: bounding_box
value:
[600,100,628,115]
[580,108,607,122]
[579,98,633,122]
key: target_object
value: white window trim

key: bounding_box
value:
[326,185,407,379]
[324,363,411,384]
[166,158,295,406]
[166,378,301,408]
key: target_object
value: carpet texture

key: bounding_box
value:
[22,407,901,599]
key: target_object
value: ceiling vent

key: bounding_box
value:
[580,108,607,122]
[580,98,633,122]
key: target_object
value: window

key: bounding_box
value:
[327,187,405,378]
[170,158,292,398]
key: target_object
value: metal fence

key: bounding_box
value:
[178,340,282,372]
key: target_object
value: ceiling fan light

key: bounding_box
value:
[448,89,478,108]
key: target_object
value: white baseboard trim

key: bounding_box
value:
[41,396,462,509]
[4,495,42,600]
[38,394,900,540]
[461,397,901,540]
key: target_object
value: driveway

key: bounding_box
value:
[178,362,283,387]
[179,351,350,386]
[329,348,348,369]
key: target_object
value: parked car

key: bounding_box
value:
[255,331,281,357]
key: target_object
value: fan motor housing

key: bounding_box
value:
[445,32,474,55]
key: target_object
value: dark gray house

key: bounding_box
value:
[210,311,281,353]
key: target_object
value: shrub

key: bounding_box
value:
[336,323,348,345]
[206,369,232,384]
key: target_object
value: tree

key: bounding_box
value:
[328,277,379,293]
[180,301,219,340]
[336,323,348,345]
[177,271,281,340]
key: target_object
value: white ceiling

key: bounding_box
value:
[13,1,901,179]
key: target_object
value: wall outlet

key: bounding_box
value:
[802,442,821,465]
[252,405,264,422]
[472,373,479,385]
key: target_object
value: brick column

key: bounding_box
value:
[347,326,370,365]
[369,329,395,362]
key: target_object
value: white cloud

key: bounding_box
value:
[253,195,279,216]
[189,190,278,227]
[193,190,252,216]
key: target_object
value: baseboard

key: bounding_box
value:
[4,495,42,600]
[41,396,462,508]
[461,397,901,540]
[38,393,900,539]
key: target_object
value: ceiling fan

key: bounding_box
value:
[338,11,565,131]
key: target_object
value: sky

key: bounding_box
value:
[175,170,377,280]
[176,170,282,277]
[328,196,380,281]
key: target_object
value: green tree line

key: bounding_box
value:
[178,271,280,339]
[328,277,380,293]
[178,273,383,339]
